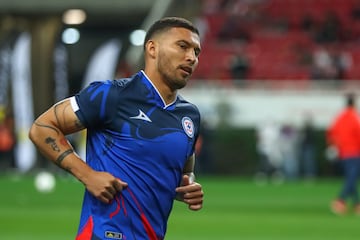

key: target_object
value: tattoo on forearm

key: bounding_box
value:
[56,149,74,165]
[45,137,60,152]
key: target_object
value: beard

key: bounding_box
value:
[157,51,188,90]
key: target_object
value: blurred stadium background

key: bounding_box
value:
[1,0,360,239]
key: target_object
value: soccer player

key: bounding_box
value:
[327,93,360,215]
[29,17,204,239]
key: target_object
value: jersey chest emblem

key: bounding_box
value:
[182,117,194,138]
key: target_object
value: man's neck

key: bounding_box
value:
[142,70,177,105]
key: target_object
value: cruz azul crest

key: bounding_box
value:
[182,117,194,138]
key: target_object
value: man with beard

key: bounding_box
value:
[29,17,204,240]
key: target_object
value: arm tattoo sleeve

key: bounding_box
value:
[56,149,74,166]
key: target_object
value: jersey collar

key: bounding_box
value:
[139,70,177,109]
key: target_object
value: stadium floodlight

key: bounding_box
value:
[129,29,146,46]
[62,28,80,45]
[62,9,87,25]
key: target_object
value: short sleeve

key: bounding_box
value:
[73,81,114,128]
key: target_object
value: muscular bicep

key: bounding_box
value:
[35,98,85,135]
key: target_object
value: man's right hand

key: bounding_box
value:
[83,171,128,204]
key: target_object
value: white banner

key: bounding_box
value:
[11,32,36,172]
[82,38,122,88]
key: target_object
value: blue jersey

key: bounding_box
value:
[73,71,200,240]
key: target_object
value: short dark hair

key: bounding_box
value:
[346,92,356,107]
[143,17,199,50]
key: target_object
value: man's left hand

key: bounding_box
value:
[175,174,204,211]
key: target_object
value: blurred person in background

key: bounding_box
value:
[314,11,342,44]
[279,121,299,181]
[299,114,317,181]
[254,118,284,185]
[311,45,352,81]
[350,0,360,21]
[228,46,251,80]
[327,93,360,215]
[194,119,214,175]
[311,46,337,80]
[29,17,204,239]
[0,110,15,172]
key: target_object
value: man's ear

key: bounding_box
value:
[145,40,156,59]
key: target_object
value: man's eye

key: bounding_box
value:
[195,49,201,56]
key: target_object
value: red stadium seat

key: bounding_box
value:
[197,0,359,81]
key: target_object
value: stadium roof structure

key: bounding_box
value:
[0,0,153,15]
[0,0,154,28]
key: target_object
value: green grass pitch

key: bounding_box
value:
[0,174,358,240]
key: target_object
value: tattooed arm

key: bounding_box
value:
[29,98,127,203]
[29,99,84,170]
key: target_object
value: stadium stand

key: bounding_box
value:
[193,0,360,81]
